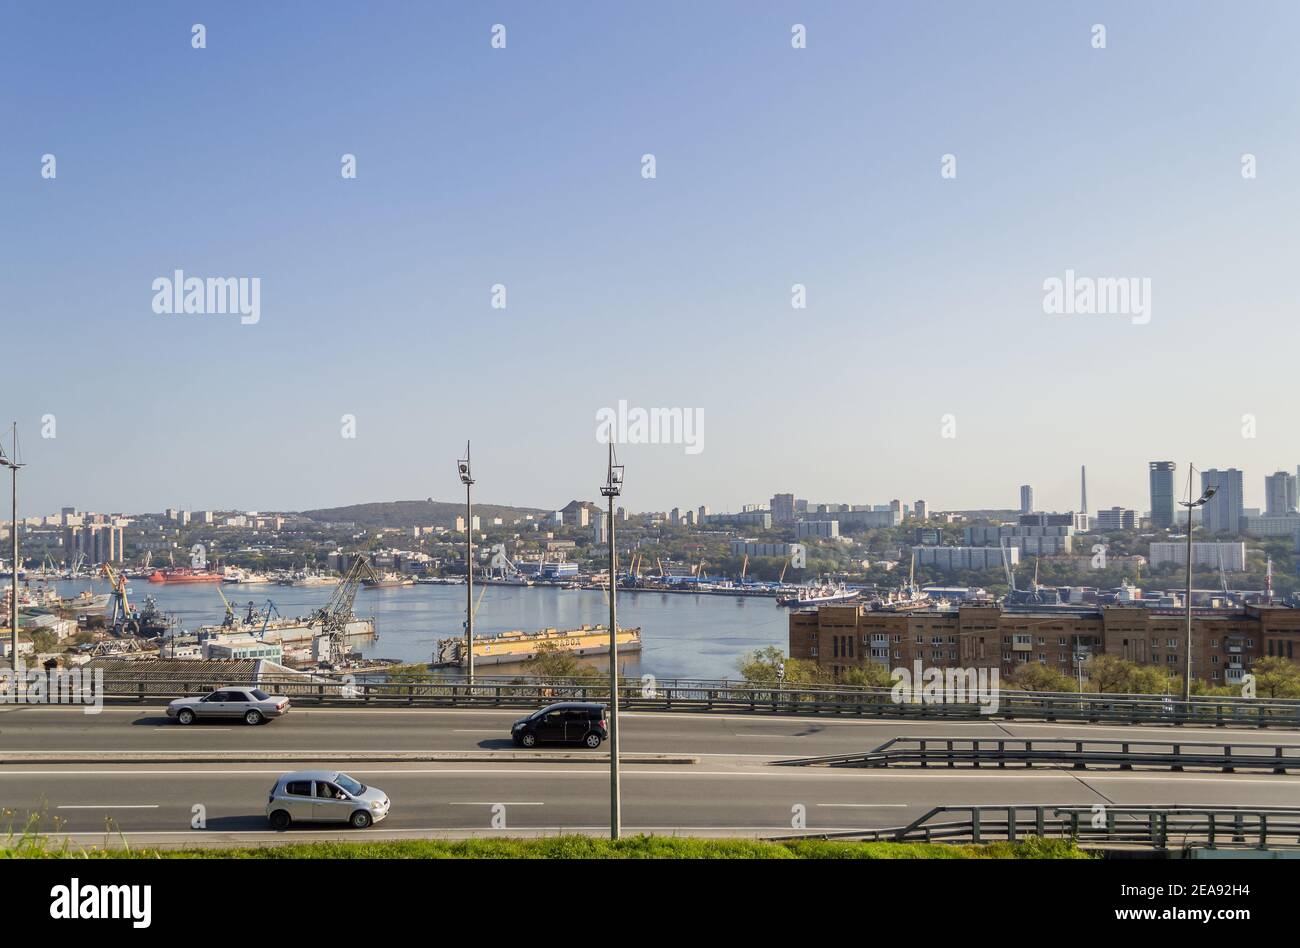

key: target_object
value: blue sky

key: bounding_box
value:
[3,1,1298,516]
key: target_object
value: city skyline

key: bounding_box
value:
[19,457,1300,523]
[6,3,1300,516]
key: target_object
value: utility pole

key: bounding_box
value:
[600,443,624,839]
[457,442,475,686]
[1,424,23,676]
[1179,466,1217,703]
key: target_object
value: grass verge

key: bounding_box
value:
[3,832,1090,860]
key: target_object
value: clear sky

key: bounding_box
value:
[4,2,1298,517]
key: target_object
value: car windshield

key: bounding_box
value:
[250,689,270,701]
[335,774,365,795]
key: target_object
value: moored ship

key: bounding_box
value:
[147,567,224,584]
[432,624,642,667]
[777,582,860,607]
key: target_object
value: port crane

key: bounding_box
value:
[307,554,371,660]
[102,563,134,635]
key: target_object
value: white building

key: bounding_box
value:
[1148,542,1246,571]
[914,546,1020,571]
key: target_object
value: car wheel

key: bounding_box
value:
[520,732,537,748]
[244,709,263,726]
[269,809,291,831]
[350,810,373,829]
[584,732,602,749]
[177,708,195,725]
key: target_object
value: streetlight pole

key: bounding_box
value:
[600,443,624,839]
[1179,466,1217,703]
[457,442,475,686]
[1,424,23,675]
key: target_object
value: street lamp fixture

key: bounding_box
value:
[0,425,24,674]
[457,442,475,685]
[1178,473,1217,702]
[600,443,623,839]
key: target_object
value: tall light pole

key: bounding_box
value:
[1179,466,1217,702]
[599,443,624,839]
[457,442,475,686]
[1,424,23,675]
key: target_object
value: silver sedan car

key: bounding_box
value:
[167,686,290,726]
[266,770,391,830]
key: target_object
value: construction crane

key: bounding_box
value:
[739,554,749,584]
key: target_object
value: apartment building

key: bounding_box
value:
[789,602,1300,686]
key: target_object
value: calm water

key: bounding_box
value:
[52,579,791,679]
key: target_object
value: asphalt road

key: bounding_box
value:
[1,705,1297,846]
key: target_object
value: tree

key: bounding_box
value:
[1248,657,1300,698]
[1008,662,1077,693]
[1084,654,1177,694]
[737,646,824,685]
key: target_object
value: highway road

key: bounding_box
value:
[1,705,1297,847]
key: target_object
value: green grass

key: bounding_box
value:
[2,831,1091,860]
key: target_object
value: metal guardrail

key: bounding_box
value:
[777,736,1300,773]
[777,804,1300,850]
[86,674,1300,728]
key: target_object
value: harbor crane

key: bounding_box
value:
[102,563,133,634]
[307,554,372,660]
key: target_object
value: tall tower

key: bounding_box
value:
[1080,465,1088,514]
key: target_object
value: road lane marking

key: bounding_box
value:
[448,802,544,806]
[815,803,908,808]
[56,804,160,809]
[2,768,1296,788]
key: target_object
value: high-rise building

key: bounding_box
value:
[1019,485,1033,514]
[1265,471,1297,516]
[1200,469,1245,535]
[1149,462,1176,528]
[770,493,796,524]
[63,524,123,565]
[1080,465,1088,514]
[914,500,928,521]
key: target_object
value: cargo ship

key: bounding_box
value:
[432,624,641,667]
[147,567,224,584]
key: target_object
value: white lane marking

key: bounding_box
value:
[815,803,908,808]
[2,768,1296,786]
[452,729,508,733]
[56,804,159,810]
[153,728,232,732]
[34,825,868,838]
[448,802,544,806]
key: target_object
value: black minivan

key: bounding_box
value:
[511,702,608,748]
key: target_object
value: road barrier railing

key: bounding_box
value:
[776,736,1300,773]
[775,804,1300,850]
[89,673,1300,728]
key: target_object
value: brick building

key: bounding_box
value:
[789,602,1300,687]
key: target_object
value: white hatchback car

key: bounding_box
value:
[266,770,391,830]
